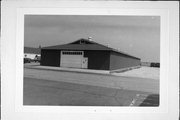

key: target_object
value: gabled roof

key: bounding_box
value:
[42,38,140,60]
[24,47,41,54]
[42,38,112,51]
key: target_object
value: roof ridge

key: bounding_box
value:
[41,38,140,60]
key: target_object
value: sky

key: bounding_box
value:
[24,15,160,62]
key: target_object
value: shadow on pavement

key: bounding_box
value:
[139,94,159,106]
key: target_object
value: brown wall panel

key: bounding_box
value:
[41,49,61,67]
[110,51,140,70]
[41,49,140,70]
[84,50,110,70]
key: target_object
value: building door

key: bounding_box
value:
[82,57,88,69]
[60,51,83,68]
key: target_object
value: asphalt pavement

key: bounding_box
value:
[23,66,159,106]
[24,77,155,106]
[24,67,159,94]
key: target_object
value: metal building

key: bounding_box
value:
[40,38,141,70]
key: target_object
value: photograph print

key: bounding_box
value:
[23,15,160,106]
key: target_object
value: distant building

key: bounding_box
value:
[41,38,141,70]
[141,62,151,67]
[150,62,160,68]
[24,47,41,60]
[141,62,160,68]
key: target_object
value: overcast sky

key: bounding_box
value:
[24,15,160,62]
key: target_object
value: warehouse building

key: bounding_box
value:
[40,38,141,70]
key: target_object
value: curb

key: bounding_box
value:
[109,66,141,73]
[24,66,113,76]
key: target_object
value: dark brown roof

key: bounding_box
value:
[24,47,41,54]
[42,43,112,51]
[42,38,140,60]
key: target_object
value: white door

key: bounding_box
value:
[60,51,83,68]
[82,58,88,69]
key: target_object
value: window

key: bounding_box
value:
[62,51,83,55]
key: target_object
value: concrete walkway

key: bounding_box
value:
[24,63,159,80]
[113,66,160,80]
[24,63,110,75]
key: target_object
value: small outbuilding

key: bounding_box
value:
[41,38,141,70]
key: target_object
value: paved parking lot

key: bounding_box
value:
[24,77,156,106]
[24,67,159,94]
[23,67,159,106]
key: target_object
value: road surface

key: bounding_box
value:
[24,77,158,106]
[24,68,159,94]
[23,68,159,106]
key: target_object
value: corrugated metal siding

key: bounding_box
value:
[110,51,140,70]
[41,50,60,67]
[84,51,110,70]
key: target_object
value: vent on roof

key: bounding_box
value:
[88,37,92,41]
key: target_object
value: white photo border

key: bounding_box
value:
[1,1,179,120]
